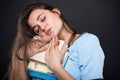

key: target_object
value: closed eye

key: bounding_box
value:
[40,15,46,22]
[33,25,40,34]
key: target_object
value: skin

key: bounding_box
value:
[28,8,75,80]
[28,8,63,37]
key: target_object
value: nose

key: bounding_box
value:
[40,23,47,32]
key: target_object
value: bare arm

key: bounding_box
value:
[15,48,29,80]
[16,60,28,80]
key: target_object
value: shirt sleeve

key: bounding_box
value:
[78,34,105,80]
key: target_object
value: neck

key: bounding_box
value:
[58,27,74,46]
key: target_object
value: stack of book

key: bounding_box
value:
[27,38,68,80]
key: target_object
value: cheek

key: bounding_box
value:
[48,17,62,36]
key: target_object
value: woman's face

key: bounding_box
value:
[28,8,63,37]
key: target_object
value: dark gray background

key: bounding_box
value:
[0,0,120,80]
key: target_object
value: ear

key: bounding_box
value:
[52,8,61,16]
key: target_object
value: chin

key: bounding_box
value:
[50,32,57,37]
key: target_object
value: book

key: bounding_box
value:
[29,39,65,64]
[27,36,68,80]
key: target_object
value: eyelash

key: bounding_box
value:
[33,15,46,34]
[41,16,46,22]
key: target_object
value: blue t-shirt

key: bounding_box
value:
[64,32,105,80]
[30,32,105,80]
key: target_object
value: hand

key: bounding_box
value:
[27,35,51,57]
[45,36,68,71]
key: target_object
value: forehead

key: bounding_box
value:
[28,9,48,27]
[30,9,46,16]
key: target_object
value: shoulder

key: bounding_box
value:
[75,32,100,46]
[68,32,102,55]
[72,32,104,58]
[75,32,104,63]
[75,33,104,60]
[68,32,104,64]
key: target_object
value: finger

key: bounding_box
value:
[39,36,52,43]
[33,42,49,54]
[30,39,47,49]
[47,39,52,50]
[36,45,47,53]
[46,40,52,56]
[45,42,52,64]
[51,36,58,48]
[54,36,59,47]
[51,37,55,48]
[33,35,52,43]
[27,41,48,57]
[60,42,68,58]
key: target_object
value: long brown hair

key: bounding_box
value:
[6,2,77,80]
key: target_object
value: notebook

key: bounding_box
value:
[27,36,68,80]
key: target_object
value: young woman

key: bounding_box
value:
[7,2,105,80]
